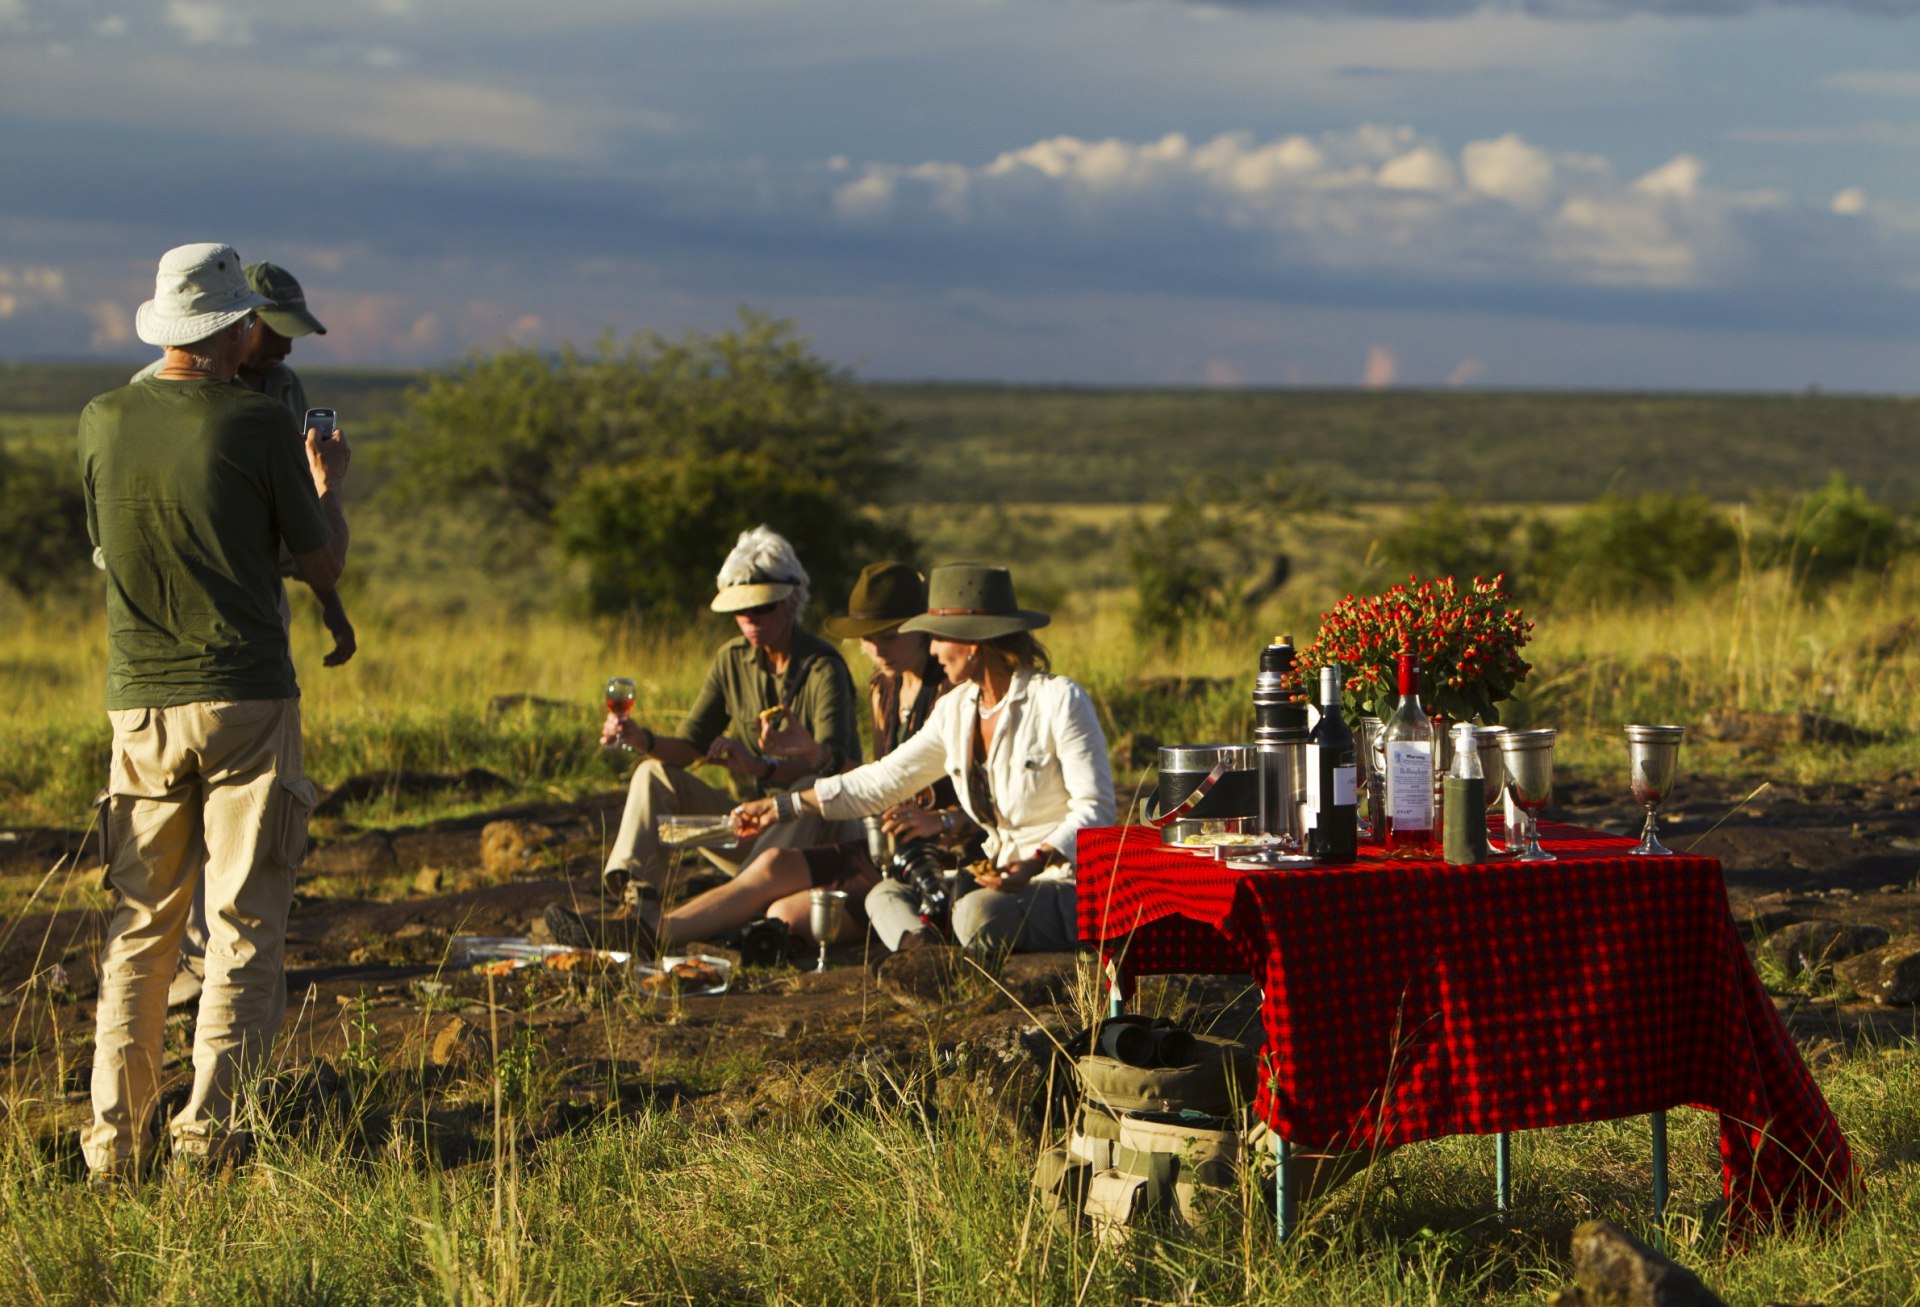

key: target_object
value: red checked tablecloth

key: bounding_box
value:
[1076,822,1856,1232]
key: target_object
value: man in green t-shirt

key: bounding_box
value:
[128,259,354,1013]
[78,243,351,1180]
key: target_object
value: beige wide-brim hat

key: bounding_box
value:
[711,578,799,614]
[134,243,270,347]
[898,563,1050,641]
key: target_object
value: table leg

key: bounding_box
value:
[1275,1134,1295,1244]
[1651,1110,1669,1225]
[1495,1131,1513,1220]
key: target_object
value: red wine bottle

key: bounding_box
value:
[1305,664,1358,864]
[1383,651,1438,859]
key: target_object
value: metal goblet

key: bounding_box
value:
[1625,725,1685,856]
[1498,729,1557,863]
[808,889,849,973]
[1474,725,1510,853]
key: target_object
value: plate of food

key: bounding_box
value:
[657,815,742,851]
[635,953,733,997]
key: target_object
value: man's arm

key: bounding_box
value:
[299,425,350,580]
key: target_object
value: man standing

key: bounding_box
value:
[79,243,350,1177]
[130,259,354,1012]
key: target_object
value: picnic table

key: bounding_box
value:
[1075,821,1856,1238]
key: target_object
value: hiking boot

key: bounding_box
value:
[544,902,656,955]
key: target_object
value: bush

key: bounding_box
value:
[1758,473,1904,586]
[1363,496,1530,597]
[554,450,912,617]
[0,447,91,598]
[1532,491,1739,606]
[390,311,906,606]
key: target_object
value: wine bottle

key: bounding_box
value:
[1383,651,1438,858]
[1305,664,1359,863]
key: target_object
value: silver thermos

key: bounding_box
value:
[1253,637,1309,844]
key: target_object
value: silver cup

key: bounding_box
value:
[1498,729,1557,863]
[1474,725,1510,852]
[1625,725,1685,856]
[808,888,849,973]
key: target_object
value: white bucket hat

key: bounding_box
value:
[134,243,270,347]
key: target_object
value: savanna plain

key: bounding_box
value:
[3,361,1920,1304]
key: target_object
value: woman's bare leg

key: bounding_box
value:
[767,867,881,946]
[654,847,813,949]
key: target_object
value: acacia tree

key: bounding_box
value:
[394,311,910,613]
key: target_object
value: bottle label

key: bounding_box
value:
[1332,764,1356,807]
[1387,741,1434,826]
[1305,743,1321,812]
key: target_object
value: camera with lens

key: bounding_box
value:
[722,916,790,968]
[886,838,951,925]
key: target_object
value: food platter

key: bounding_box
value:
[452,936,632,974]
[633,953,734,997]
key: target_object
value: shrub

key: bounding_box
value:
[553,450,912,617]
[0,447,91,598]
[1758,473,1904,586]
[1363,496,1530,598]
[1532,491,1738,606]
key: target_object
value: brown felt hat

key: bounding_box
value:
[898,563,1050,641]
[822,561,927,639]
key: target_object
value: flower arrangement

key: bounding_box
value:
[1285,574,1534,726]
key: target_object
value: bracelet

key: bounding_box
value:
[773,792,796,824]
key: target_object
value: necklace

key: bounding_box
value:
[979,692,1010,719]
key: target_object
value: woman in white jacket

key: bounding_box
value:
[733,563,1115,954]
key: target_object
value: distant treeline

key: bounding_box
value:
[4,362,1917,506]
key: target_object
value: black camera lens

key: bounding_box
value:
[887,838,951,924]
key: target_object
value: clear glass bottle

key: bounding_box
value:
[1304,663,1358,864]
[1383,651,1438,858]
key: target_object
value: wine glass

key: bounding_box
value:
[1474,726,1510,853]
[1625,725,1685,856]
[1498,729,1557,863]
[808,889,848,972]
[605,677,638,751]
[1357,716,1385,841]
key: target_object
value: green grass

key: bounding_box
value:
[2,1031,1916,1304]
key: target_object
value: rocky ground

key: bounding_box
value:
[3,764,1917,1161]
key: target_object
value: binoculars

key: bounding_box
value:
[1094,1015,1197,1069]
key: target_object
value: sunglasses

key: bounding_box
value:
[736,601,781,617]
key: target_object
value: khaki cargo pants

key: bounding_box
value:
[84,698,315,1175]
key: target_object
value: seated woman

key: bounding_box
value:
[550,561,967,954]
[734,563,1116,955]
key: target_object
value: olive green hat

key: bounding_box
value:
[898,563,1050,641]
[245,262,326,338]
[822,561,927,639]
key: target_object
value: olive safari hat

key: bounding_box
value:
[134,243,270,347]
[822,562,927,639]
[898,563,1050,641]
[246,262,327,337]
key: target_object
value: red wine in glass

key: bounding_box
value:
[605,677,638,750]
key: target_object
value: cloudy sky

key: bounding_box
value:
[4,0,1920,389]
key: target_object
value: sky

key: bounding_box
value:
[4,0,1920,390]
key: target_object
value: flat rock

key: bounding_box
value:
[1835,941,1920,1006]
[1760,920,1890,977]
[479,820,557,882]
[1547,1219,1726,1306]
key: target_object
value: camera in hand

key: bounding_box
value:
[886,838,951,925]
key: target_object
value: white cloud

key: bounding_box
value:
[90,300,133,349]
[1734,121,1920,148]
[1362,344,1398,388]
[1824,70,1920,99]
[0,0,25,31]
[1832,187,1868,215]
[165,0,250,47]
[830,127,1798,295]
[93,15,128,36]
[1447,357,1485,386]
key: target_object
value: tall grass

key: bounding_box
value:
[3,1022,1918,1305]
[6,551,1918,827]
